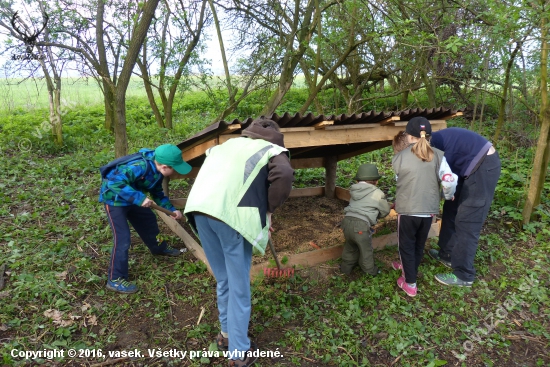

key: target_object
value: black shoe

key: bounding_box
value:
[428,249,452,268]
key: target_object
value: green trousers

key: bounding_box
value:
[340,216,378,275]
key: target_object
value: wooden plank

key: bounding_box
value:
[335,187,350,201]
[220,123,446,148]
[291,157,325,169]
[156,211,213,275]
[325,123,380,131]
[379,116,401,126]
[394,120,447,127]
[250,245,344,278]
[289,187,324,197]
[313,120,334,129]
[221,124,241,134]
[250,220,441,279]
[169,198,187,208]
[279,127,315,133]
[283,125,403,148]
[182,138,218,161]
[441,112,463,120]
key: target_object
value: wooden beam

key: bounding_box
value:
[220,124,241,134]
[441,112,463,120]
[325,156,337,199]
[279,127,315,133]
[325,123,380,131]
[394,120,447,127]
[335,187,350,201]
[291,157,325,169]
[289,187,324,197]
[250,220,440,279]
[182,138,218,161]
[379,116,401,126]
[313,120,334,129]
[156,211,213,275]
[250,245,344,278]
[279,125,409,148]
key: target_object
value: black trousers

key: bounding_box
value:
[398,215,433,284]
[437,152,501,282]
[104,204,168,280]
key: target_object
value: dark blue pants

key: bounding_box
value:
[104,204,168,280]
[398,215,433,284]
[437,152,501,282]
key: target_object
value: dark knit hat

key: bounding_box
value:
[241,118,284,147]
[406,117,432,138]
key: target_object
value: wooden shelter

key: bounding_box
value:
[156,107,463,278]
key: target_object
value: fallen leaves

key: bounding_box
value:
[43,306,98,328]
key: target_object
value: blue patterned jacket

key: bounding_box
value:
[99,149,175,210]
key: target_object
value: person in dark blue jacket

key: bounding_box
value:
[428,127,501,287]
[99,144,192,293]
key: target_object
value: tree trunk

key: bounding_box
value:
[523,12,550,224]
[401,90,409,110]
[114,0,160,157]
[138,41,164,128]
[421,68,436,108]
[494,42,522,142]
[103,84,115,132]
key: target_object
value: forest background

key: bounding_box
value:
[0,0,549,366]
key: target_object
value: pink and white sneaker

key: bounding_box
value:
[391,261,403,270]
[397,276,417,297]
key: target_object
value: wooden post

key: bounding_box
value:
[324,155,337,199]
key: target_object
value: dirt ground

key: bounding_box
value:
[173,195,398,266]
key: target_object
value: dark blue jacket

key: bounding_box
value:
[431,127,492,178]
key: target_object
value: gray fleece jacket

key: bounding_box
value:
[343,182,391,226]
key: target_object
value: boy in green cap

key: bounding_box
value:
[340,164,391,275]
[99,144,192,293]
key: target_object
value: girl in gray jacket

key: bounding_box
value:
[391,117,457,297]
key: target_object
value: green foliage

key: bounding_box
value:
[0,86,549,366]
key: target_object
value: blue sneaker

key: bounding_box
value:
[434,273,473,287]
[106,278,138,294]
[157,245,182,257]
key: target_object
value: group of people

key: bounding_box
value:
[98,116,501,367]
[340,117,501,299]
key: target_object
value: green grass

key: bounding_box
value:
[0,93,549,366]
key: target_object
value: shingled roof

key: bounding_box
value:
[176,107,462,172]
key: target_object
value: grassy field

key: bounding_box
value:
[0,77,148,112]
[0,95,549,366]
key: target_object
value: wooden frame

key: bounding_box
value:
[157,117,452,279]
[157,186,440,280]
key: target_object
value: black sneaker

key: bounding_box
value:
[157,245,182,257]
[428,249,452,268]
[228,342,258,367]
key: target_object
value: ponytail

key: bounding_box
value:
[411,131,434,162]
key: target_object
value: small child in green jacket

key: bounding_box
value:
[340,164,391,275]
